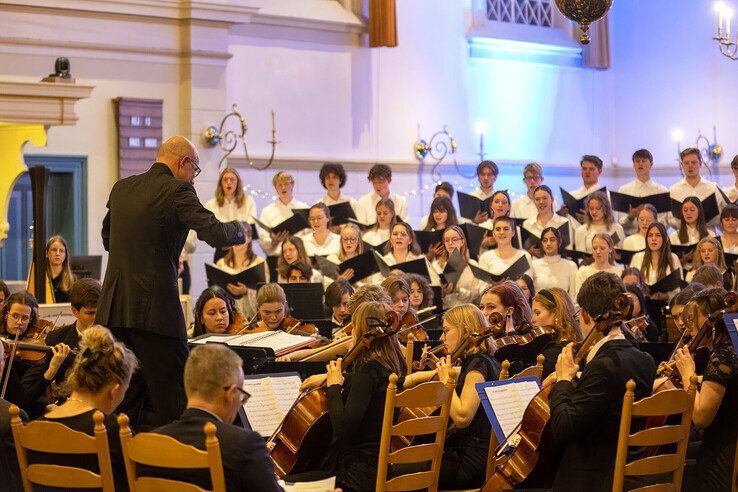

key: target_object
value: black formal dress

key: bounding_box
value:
[684,340,738,491]
[96,163,243,428]
[548,336,656,492]
[19,322,81,418]
[29,410,127,491]
[0,398,26,492]
[142,407,282,492]
[439,353,501,489]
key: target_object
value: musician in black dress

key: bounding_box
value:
[530,287,582,379]
[673,288,738,491]
[296,300,406,492]
[435,304,501,488]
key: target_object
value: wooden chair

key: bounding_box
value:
[375,371,457,491]
[611,375,698,492]
[405,335,415,375]
[484,355,544,481]
[9,404,115,492]
[118,413,226,492]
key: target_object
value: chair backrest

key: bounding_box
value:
[9,404,115,492]
[118,413,226,492]
[375,371,457,492]
[485,354,544,479]
[611,375,698,492]
[405,336,415,375]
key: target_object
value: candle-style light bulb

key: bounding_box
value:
[725,8,734,38]
[716,1,726,36]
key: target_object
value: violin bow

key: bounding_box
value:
[0,329,22,399]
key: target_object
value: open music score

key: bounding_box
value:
[191,331,318,357]
[476,377,541,443]
[241,372,302,438]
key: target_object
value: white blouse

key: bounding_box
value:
[669,227,715,246]
[575,263,623,295]
[531,255,578,295]
[574,223,625,253]
[257,198,310,255]
[362,228,391,247]
[431,258,485,309]
[302,232,341,257]
[622,233,646,252]
[478,248,533,277]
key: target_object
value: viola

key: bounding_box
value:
[1,319,56,366]
[267,310,403,477]
[623,315,649,342]
[396,311,436,343]
[483,293,632,491]
[240,316,320,337]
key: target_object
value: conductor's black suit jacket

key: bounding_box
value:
[96,163,243,339]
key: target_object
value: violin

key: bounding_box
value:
[268,310,403,477]
[395,311,435,343]
[623,315,649,342]
[239,315,320,337]
[492,318,557,367]
[483,293,632,491]
[1,319,56,366]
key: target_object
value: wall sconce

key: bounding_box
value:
[203,104,278,171]
[696,126,723,166]
[475,120,488,161]
[414,125,458,180]
[671,129,684,158]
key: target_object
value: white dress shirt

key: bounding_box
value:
[321,193,357,207]
[531,255,578,295]
[669,177,726,229]
[257,198,310,256]
[355,191,409,225]
[179,230,197,263]
[668,227,715,246]
[419,215,470,230]
[204,195,257,223]
[371,252,440,285]
[302,232,341,257]
[362,228,390,247]
[574,223,625,252]
[622,233,646,252]
[575,263,623,295]
[521,214,573,247]
[470,187,495,200]
[724,184,738,203]
[616,179,669,235]
[511,194,558,221]
[478,248,533,277]
[586,329,626,364]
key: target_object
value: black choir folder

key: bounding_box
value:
[469,255,530,283]
[205,262,266,290]
[647,269,686,294]
[461,223,487,260]
[520,222,571,250]
[718,186,738,206]
[414,229,446,253]
[670,193,719,222]
[560,187,607,218]
[457,191,493,220]
[373,251,431,279]
[253,213,309,236]
[316,250,380,283]
[609,191,671,214]
[439,249,467,286]
[327,201,357,226]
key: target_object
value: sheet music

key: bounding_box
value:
[281,476,336,492]
[484,380,540,438]
[190,334,239,345]
[228,331,315,351]
[242,374,302,437]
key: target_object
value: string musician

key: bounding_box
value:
[244,283,317,336]
[546,272,655,491]
[668,288,738,491]
[530,287,582,379]
[188,286,237,338]
[404,304,501,489]
[0,291,71,412]
[289,301,407,492]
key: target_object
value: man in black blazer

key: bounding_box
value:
[143,343,282,492]
[96,136,244,428]
[549,272,656,492]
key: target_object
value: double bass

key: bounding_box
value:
[267,310,403,477]
[483,293,632,491]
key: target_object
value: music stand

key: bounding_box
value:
[279,283,325,320]
[70,255,103,280]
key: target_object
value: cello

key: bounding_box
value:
[482,293,632,491]
[267,310,403,477]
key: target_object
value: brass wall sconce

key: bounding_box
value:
[414,125,458,180]
[203,104,278,170]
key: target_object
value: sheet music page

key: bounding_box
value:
[271,375,303,415]
[281,476,336,492]
[190,335,239,345]
[230,331,315,351]
[484,380,541,438]
[241,378,282,437]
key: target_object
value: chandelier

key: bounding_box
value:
[713,1,737,60]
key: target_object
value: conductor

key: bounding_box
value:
[96,136,244,428]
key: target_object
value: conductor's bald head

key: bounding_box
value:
[157,136,200,183]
